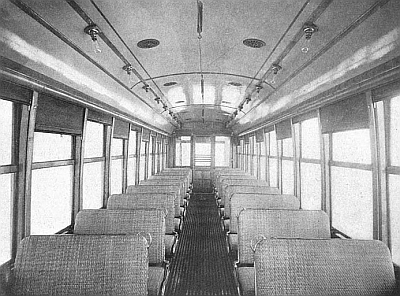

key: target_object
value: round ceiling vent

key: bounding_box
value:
[228,82,242,87]
[163,81,177,87]
[243,38,266,48]
[137,39,160,49]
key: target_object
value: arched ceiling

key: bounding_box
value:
[1,0,400,134]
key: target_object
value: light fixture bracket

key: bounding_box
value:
[123,64,133,75]
[271,64,282,75]
[303,22,318,39]
[84,24,100,41]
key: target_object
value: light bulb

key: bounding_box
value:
[92,38,101,53]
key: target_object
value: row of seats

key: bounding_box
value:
[6,168,192,296]
[213,168,397,296]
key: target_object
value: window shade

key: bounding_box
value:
[142,128,150,142]
[35,93,84,135]
[156,133,162,142]
[275,119,292,140]
[372,79,400,102]
[0,80,32,104]
[320,94,369,134]
[87,109,112,125]
[292,110,318,124]
[255,129,264,142]
[244,134,250,144]
[113,119,129,139]
[264,125,274,133]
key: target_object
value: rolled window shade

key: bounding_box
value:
[372,79,400,102]
[244,134,250,144]
[232,136,240,146]
[164,137,169,144]
[275,119,292,140]
[156,133,162,142]
[292,110,318,124]
[320,93,369,134]
[0,80,32,104]
[264,125,274,133]
[142,128,150,141]
[113,119,129,139]
[35,93,84,135]
[255,129,264,142]
[87,109,112,125]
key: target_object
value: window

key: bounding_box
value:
[110,138,123,194]
[330,128,373,239]
[267,131,278,187]
[127,130,137,186]
[299,118,321,210]
[82,121,104,209]
[31,132,74,234]
[0,99,14,263]
[386,95,400,264]
[281,138,294,194]
[215,136,230,167]
[176,136,191,166]
[139,140,147,180]
[195,138,211,167]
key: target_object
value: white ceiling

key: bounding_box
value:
[1,0,399,134]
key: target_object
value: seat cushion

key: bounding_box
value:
[237,267,255,296]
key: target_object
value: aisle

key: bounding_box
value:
[164,193,239,296]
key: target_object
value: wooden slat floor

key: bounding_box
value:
[164,192,239,296]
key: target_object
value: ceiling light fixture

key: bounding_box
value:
[142,84,150,92]
[301,22,318,53]
[162,103,168,111]
[84,24,101,53]
[266,63,282,85]
[245,96,252,104]
[122,64,135,85]
[154,97,161,104]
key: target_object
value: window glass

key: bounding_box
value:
[84,121,103,158]
[301,118,320,159]
[331,167,373,239]
[332,129,371,164]
[269,158,278,188]
[31,166,73,234]
[195,142,211,167]
[181,142,191,166]
[139,141,146,180]
[215,136,230,167]
[282,138,293,157]
[82,162,103,209]
[0,100,13,166]
[111,159,123,194]
[111,138,123,157]
[33,133,72,162]
[389,96,400,166]
[148,137,154,177]
[129,130,137,156]
[389,174,400,265]
[300,163,321,210]
[0,173,13,264]
[282,160,294,194]
[127,157,137,186]
[260,154,266,180]
[269,131,277,156]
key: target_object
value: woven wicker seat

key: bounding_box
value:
[223,185,280,217]
[126,185,181,218]
[108,193,176,234]
[228,193,300,234]
[254,238,396,295]
[139,179,187,207]
[12,235,149,296]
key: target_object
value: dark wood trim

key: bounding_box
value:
[71,108,87,225]
[135,131,142,185]
[0,165,18,174]
[83,157,105,164]
[103,123,112,206]
[367,91,381,241]
[111,155,124,161]
[318,110,328,214]
[387,166,400,175]
[329,160,372,171]
[31,159,75,170]
[122,138,129,193]
[23,91,38,237]
[299,158,321,164]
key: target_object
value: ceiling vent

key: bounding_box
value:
[243,38,266,48]
[137,39,160,49]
